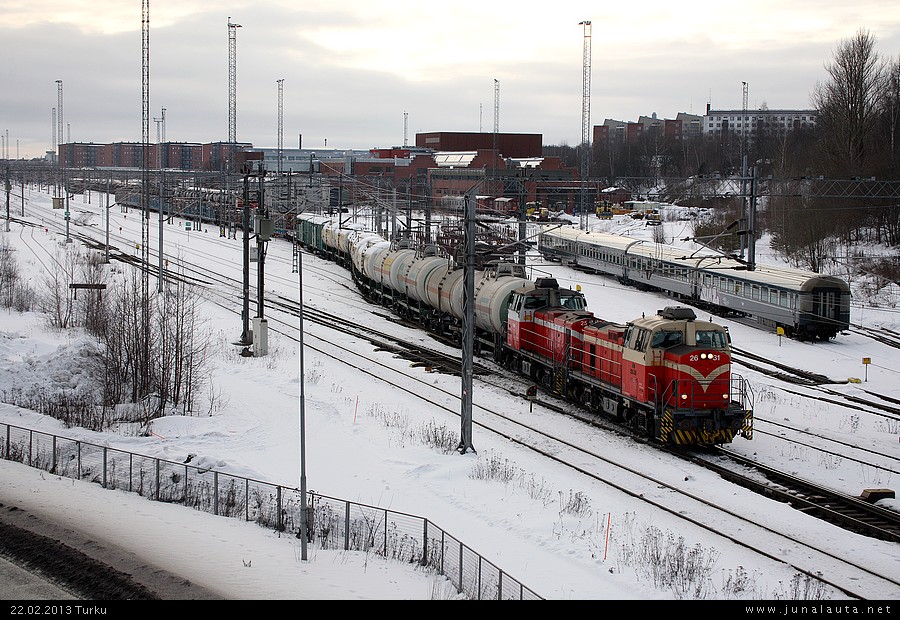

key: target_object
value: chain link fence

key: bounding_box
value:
[1,421,542,600]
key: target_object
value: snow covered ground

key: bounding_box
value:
[1,189,899,601]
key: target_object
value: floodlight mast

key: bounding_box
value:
[578,20,592,231]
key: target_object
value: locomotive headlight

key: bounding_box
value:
[681,394,688,400]
[723,394,729,399]
[700,353,707,359]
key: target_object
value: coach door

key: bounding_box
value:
[814,289,840,323]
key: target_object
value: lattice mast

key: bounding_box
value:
[55,81,63,155]
[277,79,284,176]
[579,20,592,231]
[140,0,152,398]
[492,79,499,180]
[228,18,241,144]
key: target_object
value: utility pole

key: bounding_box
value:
[458,189,476,455]
[253,162,271,357]
[740,81,749,260]
[4,167,9,233]
[239,169,252,352]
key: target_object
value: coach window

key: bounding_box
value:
[780,291,788,307]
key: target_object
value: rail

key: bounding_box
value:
[0,421,542,600]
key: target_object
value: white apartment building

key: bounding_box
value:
[703,107,818,139]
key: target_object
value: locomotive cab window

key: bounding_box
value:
[633,328,650,351]
[651,330,684,349]
[695,330,727,349]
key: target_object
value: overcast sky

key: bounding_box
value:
[2,1,899,160]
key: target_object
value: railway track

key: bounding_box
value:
[689,449,900,544]
[10,202,900,599]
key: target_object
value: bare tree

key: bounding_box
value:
[38,244,80,329]
[811,28,889,176]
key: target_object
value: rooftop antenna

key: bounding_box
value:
[578,20,592,231]
[403,111,408,147]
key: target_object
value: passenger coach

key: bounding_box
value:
[538,226,850,341]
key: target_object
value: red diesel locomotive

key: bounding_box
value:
[503,278,753,446]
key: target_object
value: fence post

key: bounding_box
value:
[276,486,283,532]
[102,447,107,488]
[478,555,482,600]
[458,541,463,594]
[154,458,160,501]
[244,479,249,521]
[184,464,189,504]
[76,441,81,479]
[52,435,57,473]
[344,501,351,550]
[384,509,388,557]
[421,520,428,567]
[214,471,219,516]
[28,429,33,466]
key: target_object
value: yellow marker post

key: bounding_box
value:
[776,326,784,346]
[863,357,871,382]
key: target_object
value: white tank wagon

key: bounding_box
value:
[349,232,386,275]
[470,264,535,334]
[400,252,449,304]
